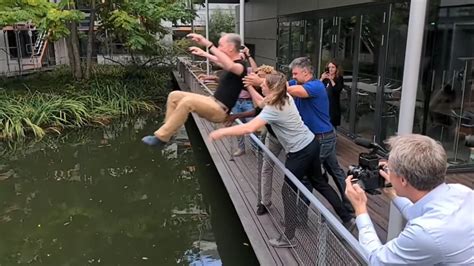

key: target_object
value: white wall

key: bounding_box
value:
[0,31,10,74]
[54,38,69,65]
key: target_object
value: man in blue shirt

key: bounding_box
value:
[346,134,473,265]
[287,57,354,226]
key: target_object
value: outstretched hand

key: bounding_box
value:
[189,46,206,57]
[209,129,225,141]
[243,73,263,87]
[186,33,212,47]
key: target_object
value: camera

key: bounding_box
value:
[324,66,329,73]
[347,138,389,195]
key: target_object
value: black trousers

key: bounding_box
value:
[282,137,351,239]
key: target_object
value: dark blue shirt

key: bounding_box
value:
[289,79,334,134]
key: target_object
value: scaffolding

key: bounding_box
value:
[0,23,54,77]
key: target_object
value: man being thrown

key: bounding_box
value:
[142,33,246,146]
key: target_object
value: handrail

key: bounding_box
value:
[178,57,369,263]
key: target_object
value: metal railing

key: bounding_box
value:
[177,57,369,265]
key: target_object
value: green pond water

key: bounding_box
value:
[0,115,258,265]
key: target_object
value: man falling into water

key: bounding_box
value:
[142,33,247,147]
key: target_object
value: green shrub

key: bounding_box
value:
[0,65,171,141]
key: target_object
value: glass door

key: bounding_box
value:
[335,15,358,132]
[303,19,318,68]
[277,20,291,73]
[318,17,336,74]
[322,5,389,142]
[352,11,387,141]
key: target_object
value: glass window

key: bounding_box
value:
[290,20,304,60]
[304,19,318,67]
[382,3,409,138]
[277,21,290,72]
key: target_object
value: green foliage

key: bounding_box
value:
[98,0,197,52]
[0,0,84,40]
[0,65,172,141]
[174,38,193,55]
[209,8,235,45]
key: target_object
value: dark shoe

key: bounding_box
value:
[256,203,268,216]
[269,234,297,248]
[142,135,166,147]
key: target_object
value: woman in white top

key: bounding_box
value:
[209,72,322,248]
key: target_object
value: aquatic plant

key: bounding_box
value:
[0,65,171,141]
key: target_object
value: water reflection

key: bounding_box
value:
[0,115,251,265]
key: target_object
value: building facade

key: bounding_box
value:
[243,0,474,170]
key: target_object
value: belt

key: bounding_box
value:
[237,98,252,101]
[211,96,229,113]
[314,130,335,140]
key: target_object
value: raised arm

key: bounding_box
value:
[287,84,310,98]
[209,117,267,141]
[246,85,265,108]
[187,33,244,76]
[189,46,223,68]
[242,46,258,71]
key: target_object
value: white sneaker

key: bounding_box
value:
[232,148,245,157]
[268,235,297,248]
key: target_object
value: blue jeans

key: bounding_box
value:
[318,132,349,202]
[231,98,254,149]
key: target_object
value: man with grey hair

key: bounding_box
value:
[287,57,355,222]
[142,32,247,146]
[345,134,473,265]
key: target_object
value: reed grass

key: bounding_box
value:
[0,65,171,141]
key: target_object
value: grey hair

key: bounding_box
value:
[387,134,447,191]
[289,57,314,74]
[221,33,241,52]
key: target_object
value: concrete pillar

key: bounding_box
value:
[388,0,429,241]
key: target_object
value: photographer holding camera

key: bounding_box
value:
[345,134,473,265]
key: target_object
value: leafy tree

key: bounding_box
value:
[97,0,196,52]
[0,0,84,40]
[1,0,197,79]
[208,8,235,45]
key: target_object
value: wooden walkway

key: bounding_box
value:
[173,69,474,265]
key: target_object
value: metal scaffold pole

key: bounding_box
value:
[239,0,244,43]
[205,0,210,75]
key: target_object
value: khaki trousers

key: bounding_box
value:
[155,91,228,141]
